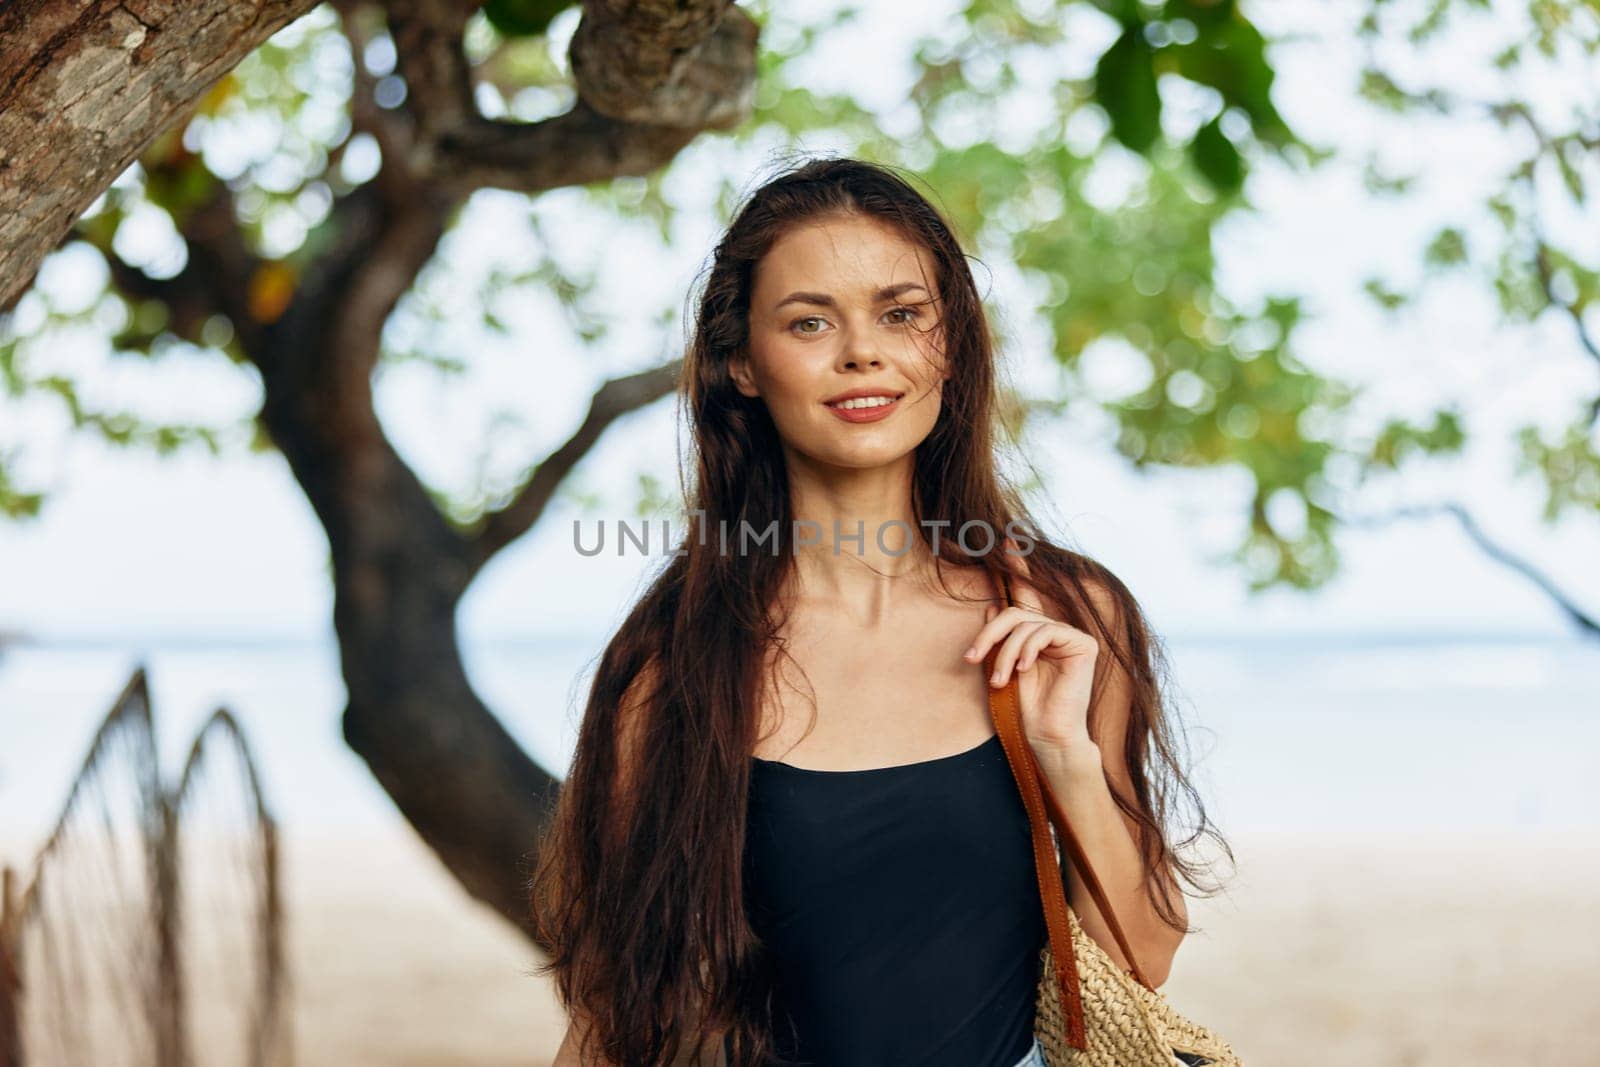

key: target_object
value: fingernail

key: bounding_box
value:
[964,646,978,659]
[990,670,1002,685]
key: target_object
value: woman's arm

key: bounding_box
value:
[1034,578,1187,987]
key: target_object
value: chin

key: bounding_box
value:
[774,410,939,471]
[804,439,921,472]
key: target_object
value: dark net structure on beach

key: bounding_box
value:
[0,667,291,1067]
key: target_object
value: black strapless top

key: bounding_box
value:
[734,731,1046,1066]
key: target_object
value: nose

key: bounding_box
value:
[838,329,884,371]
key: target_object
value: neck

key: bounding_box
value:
[782,456,943,615]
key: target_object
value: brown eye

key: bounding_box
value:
[791,316,826,335]
[887,306,920,324]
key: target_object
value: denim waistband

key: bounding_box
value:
[1015,1035,1200,1067]
[1011,1037,1047,1067]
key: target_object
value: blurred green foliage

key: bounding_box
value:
[482,0,571,39]
[1,0,1594,600]
[1355,0,1599,551]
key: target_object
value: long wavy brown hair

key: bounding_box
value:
[528,154,1233,1067]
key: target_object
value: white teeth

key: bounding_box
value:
[828,395,898,410]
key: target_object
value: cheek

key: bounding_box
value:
[909,324,949,378]
[756,362,811,408]
[753,341,827,400]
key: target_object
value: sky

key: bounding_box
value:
[0,0,1595,647]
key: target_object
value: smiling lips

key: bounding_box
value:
[823,391,905,423]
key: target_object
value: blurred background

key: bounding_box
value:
[1,0,1597,1064]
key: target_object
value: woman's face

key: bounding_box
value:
[732,213,949,472]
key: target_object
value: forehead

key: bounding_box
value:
[752,215,937,301]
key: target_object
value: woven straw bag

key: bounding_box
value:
[985,570,1242,1067]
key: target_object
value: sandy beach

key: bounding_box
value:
[286,827,1600,1065]
[4,824,1597,1065]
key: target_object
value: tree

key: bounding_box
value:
[13,0,1581,940]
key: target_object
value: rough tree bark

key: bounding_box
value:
[10,0,755,939]
[0,0,320,310]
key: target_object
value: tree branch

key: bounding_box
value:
[1531,233,1600,429]
[0,0,320,311]
[1344,502,1599,637]
[333,0,421,210]
[383,0,758,194]
[249,4,454,407]
[567,0,756,128]
[175,181,266,355]
[429,97,707,193]
[470,357,683,570]
[264,179,454,408]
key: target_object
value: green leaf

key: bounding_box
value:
[1357,68,1409,111]
[1361,277,1408,310]
[1492,42,1522,69]
[1423,226,1468,267]
[0,457,46,520]
[1361,159,1416,195]
[1171,15,1292,145]
[481,0,570,38]
[1095,27,1163,153]
[1516,421,1600,521]
[1556,140,1586,201]
[1191,113,1243,193]
[1407,0,1453,43]
[1487,195,1517,230]
[1164,0,1237,28]
[1365,410,1466,471]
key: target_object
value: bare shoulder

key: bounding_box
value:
[1076,567,1128,632]
[1003,546,1136,651]
[930,555,1006,606]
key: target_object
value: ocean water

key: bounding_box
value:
[1,632,1597,850]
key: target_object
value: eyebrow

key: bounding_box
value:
[774,282,931,311]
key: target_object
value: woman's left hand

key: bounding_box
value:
[963,543,1100,762]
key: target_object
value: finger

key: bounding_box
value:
[990,620,1046,686]
[965,607,995,661]
[1015,623,1061,672]
[964,604,1027,663]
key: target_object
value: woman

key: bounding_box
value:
[532,156,1231,1067]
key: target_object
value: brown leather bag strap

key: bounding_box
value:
[985,567,1155,1050]
[986,621,1088,1050]
[1035,758,1157,992]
